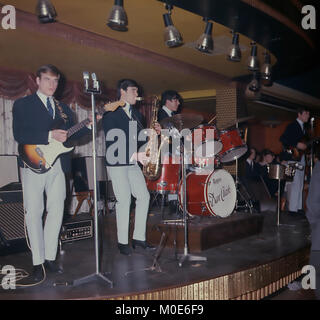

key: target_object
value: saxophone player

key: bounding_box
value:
[102,79,160,256]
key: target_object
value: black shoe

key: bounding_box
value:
[32,264,44,282]
[118,243,132,256]
[132,239,156,250]
[44,260,63,274]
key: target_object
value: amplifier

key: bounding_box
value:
[60,215,93,243]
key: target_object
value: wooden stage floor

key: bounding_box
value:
[0,205,312,300]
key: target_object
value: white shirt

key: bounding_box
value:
[123,102,132,119]
[37,90,55,118]
[162,106,174,117]
[296,118,305,133]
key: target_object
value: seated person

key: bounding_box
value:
[257,149,278,197]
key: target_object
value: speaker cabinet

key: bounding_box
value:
[0,188,28,255]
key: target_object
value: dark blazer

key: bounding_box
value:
[12,93,91,173]
[157,107,171,123]
[280,120,305,161]
[102,106,146,166]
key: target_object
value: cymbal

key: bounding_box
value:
[160,113,203,131]
[220,116,254,130]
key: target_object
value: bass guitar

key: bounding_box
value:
[18,100,125,173]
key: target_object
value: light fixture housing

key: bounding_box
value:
[261,52,273,87]
[247,72,260,92]
[247,42,259,71]
[163,13,183,48]
[107,0,128,32]
[36,0,57,23]
[196,21,214,54]
[227,32,241,62]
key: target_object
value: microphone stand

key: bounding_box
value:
[178,137,207,267]
[72,72,113,287]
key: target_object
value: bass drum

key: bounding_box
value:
[178,169,236,218]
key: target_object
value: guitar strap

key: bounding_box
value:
[53,97,68,124]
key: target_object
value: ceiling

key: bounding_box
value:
[0,0,319,119]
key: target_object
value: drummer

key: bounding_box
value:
[157,90,182,214]
[157,90,182,122]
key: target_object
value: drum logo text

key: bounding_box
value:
[208,184,231,205]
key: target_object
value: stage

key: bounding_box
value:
[0,205,311,300]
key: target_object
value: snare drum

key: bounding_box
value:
[146,155,180,194]
[178,169,236,217]
[219,129,248,163]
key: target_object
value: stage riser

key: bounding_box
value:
[148,213,264,252]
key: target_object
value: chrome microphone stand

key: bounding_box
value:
[178,137,207,267]
[73,72,113,287]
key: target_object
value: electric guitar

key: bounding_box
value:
[284,136,320,161]
[18,100,125,173]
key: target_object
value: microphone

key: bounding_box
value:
[91,73,100,91]
[83,71,89,91]
[136,97,143,101]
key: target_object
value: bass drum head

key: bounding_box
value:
[204,169,236,218]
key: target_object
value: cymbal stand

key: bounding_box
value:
[234,157,253,214]
[177,138,207,267]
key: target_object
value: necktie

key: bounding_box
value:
[129,105,132,119]
[47,97,54,118]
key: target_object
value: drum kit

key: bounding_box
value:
[146,113,252,219]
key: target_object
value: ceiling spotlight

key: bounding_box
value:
[261,51,273,87]
[107,0,128,32]
[247,72,260,92]
[163,4,183,48]
[36,0,57,23]
[247,42,259,71]
[227,32,241,62]
[196,20,213,54]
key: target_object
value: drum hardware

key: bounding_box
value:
[220,115,255,130]
[160,113,204,131]
[268,164,294,227]
[234,157,254,214]
[125,232,166,276]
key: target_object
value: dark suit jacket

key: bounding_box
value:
[280,120,306,161]
[102,106,146,166]
[12,93,91,173]
[157,107,171,123]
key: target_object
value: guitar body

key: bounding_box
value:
[19,142,74,174]
[18,100,124,174]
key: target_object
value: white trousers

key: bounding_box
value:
[21,159,66,265]
[107,164,150,245]
[286,158,305,212]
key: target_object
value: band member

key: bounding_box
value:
[103,79,160,255]
[157,90,182,122]
[12,64,93,281]
[280,107,310,214]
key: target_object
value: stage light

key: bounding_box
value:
[227,32,241,62]
[163,4,183,48]
[261,51,273,87]
[195,20,213,54]
[247,72,260,92]
[247,42,259,71]
[36,0,57,23]
[107,0,128,32]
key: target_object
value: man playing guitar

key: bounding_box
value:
[280,107,310,215]
[13,64,93,281]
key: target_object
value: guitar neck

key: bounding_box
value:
[66,100,126,139]
[67,118,90,139]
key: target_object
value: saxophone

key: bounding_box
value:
[142,96,162,180]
